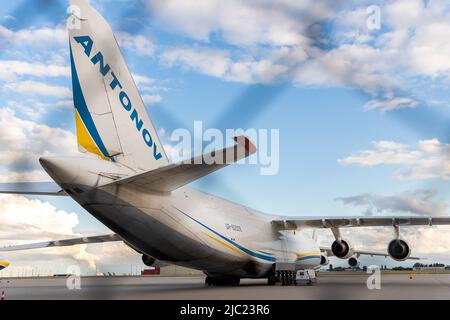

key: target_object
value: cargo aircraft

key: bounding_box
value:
[1,0,449,286]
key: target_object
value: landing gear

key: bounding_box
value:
[267,271,278,286]
[278,271,296,286]
[267,270,296,285]
[267,264,297,286]
[205,276,240,286]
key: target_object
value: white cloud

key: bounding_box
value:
[0,194,97,270]
[53,100,73,109]
[132,74,170,94]
[163,143,188,163]
[0,195,79,240]
[0,103,141,275]
[407,22,450,76]
[0,25,66,48]
[142,94,162,106]
[336,189,448,216]
[3,15,15,21]
[0,170,51,183]
[162,47,231,78]
[0,194,141,274]
[339,138,450,180]
[0,108,77,182]
[315,225,450,258]
[149,0,334,47]
[4,81,72,98]
[132,74,155,86]
[0,60,69,82]
[158,127,166,137]
[162,46,291,84]
[5,100,73,122]
[383,0,423,30]
[116,32,156,57]
[150,0,450,110]
[364,97,419,111]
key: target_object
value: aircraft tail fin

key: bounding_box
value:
[68,0,168,171]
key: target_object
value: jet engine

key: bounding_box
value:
[331,239,353,259]
[387,239,411,261]
[142,254,156,267]
[320,254,330,266]
[348,256,360,268]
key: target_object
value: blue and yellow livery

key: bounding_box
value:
[0,261,9,271]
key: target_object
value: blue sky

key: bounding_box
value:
[2,0,450,274]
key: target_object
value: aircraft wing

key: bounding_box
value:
[101,136,256,193]
[271,216,450,230]
[319,246,420,260]
[0,234,121,252]
[0,182,66,196]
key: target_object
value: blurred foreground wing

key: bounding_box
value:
[0,234,121,251]
[0,182,66,196]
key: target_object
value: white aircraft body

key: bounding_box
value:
[1,0,450,286]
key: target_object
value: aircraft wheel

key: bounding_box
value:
[278,271,296,286]
[267,269,278,285]
[290,271,296,285]
[280,272,286,286]
[267,273,277,285]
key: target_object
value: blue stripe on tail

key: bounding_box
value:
[70,44,111,160]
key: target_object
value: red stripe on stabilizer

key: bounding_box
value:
[233,135,257,154]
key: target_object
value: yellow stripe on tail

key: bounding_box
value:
[75,109,108,160]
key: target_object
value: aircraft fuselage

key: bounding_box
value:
[41,156,321,278]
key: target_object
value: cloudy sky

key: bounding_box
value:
[2,0,450,276]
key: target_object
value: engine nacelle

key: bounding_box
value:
[387,239,411,261]
[348,256,360,268]
[331,240,353,259]
[142,254,156,267]
[320,255,330,266]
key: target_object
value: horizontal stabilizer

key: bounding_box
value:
[101,136,257,193]
[0,182,66,196]
[0,234,121,252]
